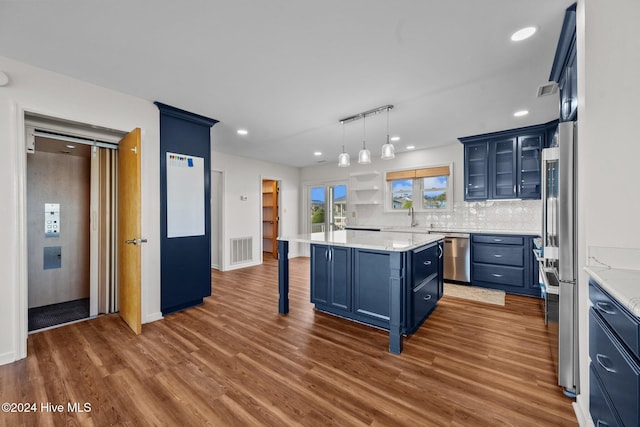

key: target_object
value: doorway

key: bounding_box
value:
[211,170,223,269]
[261,179,279,260]
[308,182,348,234]
[24,114,131,333]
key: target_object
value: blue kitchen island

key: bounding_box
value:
[278,230,445,354]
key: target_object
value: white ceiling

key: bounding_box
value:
[0,0,572,168]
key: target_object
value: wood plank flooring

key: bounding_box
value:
[0,257,577,426]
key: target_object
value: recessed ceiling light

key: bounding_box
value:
[513,110,529,117]
[65,144,76,149]
[237,129,248,136]
[406,145,416,150]
[313,151,322,156]
[511,26,536,42]
[390,136,400,142]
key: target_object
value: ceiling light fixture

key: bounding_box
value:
[314,151,322,156]
[237,129,248,136]
[390,136,400,142]
[381,106,395,160]
[511,26,536,42]
[358,115,371,164]
[337,122,350,167]
[406,145,416,150]
[337,104,394,167]
[513,110,529,117]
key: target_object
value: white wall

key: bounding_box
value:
[575,0,640,423]
[210,150,301,269]
[301,142,541,233]
[0,56,162,365]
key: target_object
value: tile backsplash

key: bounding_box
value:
[352,199,542,233]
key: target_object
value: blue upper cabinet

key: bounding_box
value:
[463,141,489,200]
[550,3,577,122]
[460,123,551,201]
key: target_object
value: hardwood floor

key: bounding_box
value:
[0,257,577,426]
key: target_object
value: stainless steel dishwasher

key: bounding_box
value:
[440,232,470,283]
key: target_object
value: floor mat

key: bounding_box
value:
[28,298,90,331]
[443,283,505,306]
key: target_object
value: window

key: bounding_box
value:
[386,165,452,211]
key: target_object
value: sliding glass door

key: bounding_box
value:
[309,183,347,235]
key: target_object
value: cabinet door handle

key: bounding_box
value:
[595,302,616,316]
[438,244,443,258]
[493,238,503,242]
[491,273,503,278]
[493,254,503,258]
[423,295,432,301]
[328,248,332,262]
[596,420,610,427]
[423,261,432,266]
[596,354,616,373]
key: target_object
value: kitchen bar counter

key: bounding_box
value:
[585,266,640,317]
[277,231,445,354]
[281,230,444,252]
[345,225,540,236]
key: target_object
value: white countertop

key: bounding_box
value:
[585,266,640,317]
[345,225,540,236]
[279,230,445,252]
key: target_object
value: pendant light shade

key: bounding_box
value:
[338,146,350,167]
[381,107,395,160]
[381,139,395,159]
[358,142,371,164]
[358,116,371,164]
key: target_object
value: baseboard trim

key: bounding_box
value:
[0,350,17,366]
[144,312,164,324]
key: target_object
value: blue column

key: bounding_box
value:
[388,251,404,354]
[278,239,289,314]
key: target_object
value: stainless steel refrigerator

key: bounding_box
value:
[541,120,578,397]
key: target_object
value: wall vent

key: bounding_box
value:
[537,82,559,97]
[230,237,253,264]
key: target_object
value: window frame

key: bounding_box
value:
[384,163,453,213]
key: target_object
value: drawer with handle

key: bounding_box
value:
[472,263,524,287]
[412,243,439,286]
[412,274,438,327]
[472,234,523,245]
[590,279,640,359]
[589,309,640,427]
[590,364,623,427]
[472,244,524,267]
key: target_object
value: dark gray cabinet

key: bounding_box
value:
[589,279,640,427]
[310,241,442,334]
[470,233,540,297]
[460,125,546,201]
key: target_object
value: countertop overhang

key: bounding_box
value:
[344,225,540,236]
[585,266,640,317]
[278,230,444,252]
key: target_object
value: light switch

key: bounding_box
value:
[45,203,60,238]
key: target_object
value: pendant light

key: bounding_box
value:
[337,122,350,167]
[381,106,395,160]
[358,115,371,164]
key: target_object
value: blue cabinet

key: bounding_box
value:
[464,141,489,200]
[460,124,547,201]
[550,4,577,123]
[589,279,640,427]
[310,241,442,334]
[310,244,351,313]
[470,234,540,297]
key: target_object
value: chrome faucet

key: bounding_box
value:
[408,206,418,227]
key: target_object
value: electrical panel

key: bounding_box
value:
[44,203,60,238]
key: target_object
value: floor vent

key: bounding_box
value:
[230,237,253,264]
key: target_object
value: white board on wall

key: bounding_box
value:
[166,152,205,238]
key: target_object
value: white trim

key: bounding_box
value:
[14,102,28,362]
[0,351,17,366]
[144,311,164,323]
[572,400,591,427]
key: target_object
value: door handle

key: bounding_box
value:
[596,354,616,373]
[423,295,432,301]
[491,273,503,278]
[423,261,432,266]
[125,238,148,245]
[493,254,503,258]
[595,302,616,316]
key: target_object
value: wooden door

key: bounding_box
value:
[117,128,142,334]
